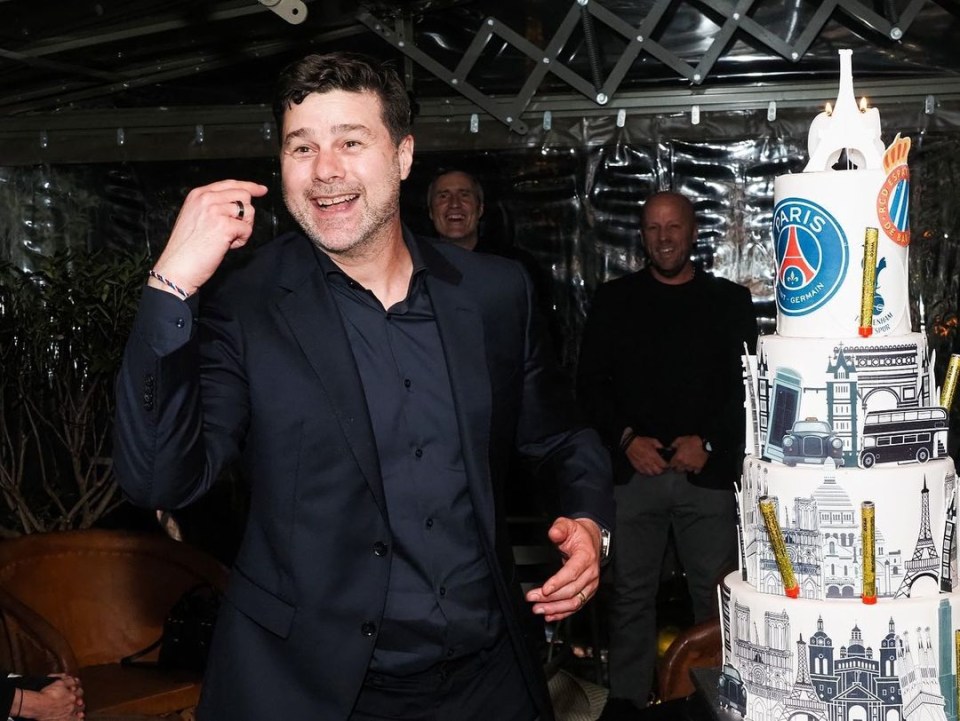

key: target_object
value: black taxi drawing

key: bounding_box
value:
[717,663,747,716]
[782,418,844,466]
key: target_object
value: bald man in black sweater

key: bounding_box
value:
[577,191,757,712]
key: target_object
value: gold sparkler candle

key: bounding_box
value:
[861,501,876,604]
[941,353,960,410]
[859,228,879,337]
[758,496,799,598]
[955,630,960,716]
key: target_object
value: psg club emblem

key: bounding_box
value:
[774,198,848,316]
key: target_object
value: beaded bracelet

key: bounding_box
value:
[148,269,190,299]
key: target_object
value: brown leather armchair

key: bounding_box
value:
[656,617,722,702]
[0,585,77,676]
[0,529,228,716]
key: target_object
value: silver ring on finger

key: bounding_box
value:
[576,590,586,609]
[234,200,245,220]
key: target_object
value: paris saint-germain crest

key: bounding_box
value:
[774,198,848,316]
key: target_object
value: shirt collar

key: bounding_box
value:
[313,225,427,280]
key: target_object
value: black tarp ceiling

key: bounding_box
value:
[0,1,957,120]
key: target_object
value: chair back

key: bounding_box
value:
[0,529,228,667]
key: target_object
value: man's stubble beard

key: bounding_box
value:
[650,257,692,280]
[284,170,403,261]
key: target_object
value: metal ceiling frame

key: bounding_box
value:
[0,0,957,163]
[0,1,363,115]
[361,0,947,134]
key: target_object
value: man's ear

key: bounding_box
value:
[478,202,484,219]
[398,135,414,180]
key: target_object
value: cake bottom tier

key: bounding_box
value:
[719,572,960,721]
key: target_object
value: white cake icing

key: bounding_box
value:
[773,169,911,338]
[719,49,960,721]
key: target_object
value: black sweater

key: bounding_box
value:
[577,267,757,487]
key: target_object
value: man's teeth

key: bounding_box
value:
[317,194,357,207]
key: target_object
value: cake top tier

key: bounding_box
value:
[773,50,912,339]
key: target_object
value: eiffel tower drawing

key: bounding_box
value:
[896,478,940,598]
[783,634,827,720]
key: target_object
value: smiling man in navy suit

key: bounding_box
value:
[113,52,613,721]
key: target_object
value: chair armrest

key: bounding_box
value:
[0,586,79,675]
[656,618,722,702]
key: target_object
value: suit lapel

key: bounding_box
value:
[422,246,496,545]
[269,233,497,536]
[273,236,387,517]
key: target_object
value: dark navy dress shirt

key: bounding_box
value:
[316,236,504,676]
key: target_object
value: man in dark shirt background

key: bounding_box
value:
[577,190,757,712]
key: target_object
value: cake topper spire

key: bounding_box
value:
[805,49,885,172]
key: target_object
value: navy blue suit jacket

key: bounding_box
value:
[113,230,613,720]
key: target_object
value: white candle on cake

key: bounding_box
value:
[805,48,885,172]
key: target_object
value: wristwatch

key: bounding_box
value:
[599,527,612,564]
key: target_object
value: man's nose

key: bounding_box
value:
[312,151,345,182]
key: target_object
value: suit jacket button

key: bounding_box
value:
[361,622,376,637]
[373,541,388,556]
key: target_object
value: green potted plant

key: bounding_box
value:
[0,248,147,536]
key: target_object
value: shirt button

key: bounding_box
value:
[404,379,411,388]
[360,622,377,637]
[373,541,388,556]
[415,448,423,458]
[439,586,446,597]
[175,317,185,329]
[425,518,434,529]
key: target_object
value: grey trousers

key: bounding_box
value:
[606,470,738,707]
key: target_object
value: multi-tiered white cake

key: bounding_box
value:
[718,50,959,721]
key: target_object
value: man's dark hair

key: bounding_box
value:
[273,52,412,144]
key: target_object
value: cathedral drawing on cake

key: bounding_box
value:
[719,581,956,721]
[739,459,957,601]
